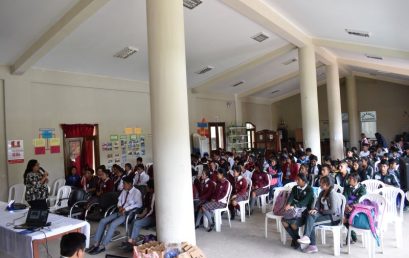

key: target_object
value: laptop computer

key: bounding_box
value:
[14,209,49,230]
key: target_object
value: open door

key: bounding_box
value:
[208,122,226,153]
[61,124,99,176]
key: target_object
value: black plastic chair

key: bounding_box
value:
[54,188,89,218]
[85,192,120,221]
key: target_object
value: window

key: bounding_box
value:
[246,122,256,149]
[360,111,377,138]
[208,122,226,152]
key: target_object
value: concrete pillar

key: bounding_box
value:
[234,93,243,125]
[298,45,321,162]
[326,64,344,160]
[146,0,195,244]
[346,75,360,149]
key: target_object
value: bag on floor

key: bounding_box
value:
[272,190,290,216]
[349,202,380,246]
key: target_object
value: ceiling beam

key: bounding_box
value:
[11,0,110,75]
[238,70,299,97]
[191,43,295,93]
[352,71,409,86]
[313,38,409,60]
[221,0,310,47]
[239,64,325,97]
[269,79,327,104]
[338,58,409,76]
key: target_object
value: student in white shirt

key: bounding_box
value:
[359,144,370,158]
[87,176,142,255]
[134,164,150,186]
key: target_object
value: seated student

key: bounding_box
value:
[359,144,370,158]
[282,156,299,185]
[249,166,269,213]
[297,176,342,253]
[60,232,86,258]
[282,174,314,249]
[241,162,253,182]
[244,155,256,172]
[359,157,374,181]
[136,157,144,169]
[209,160,219,182]
[66,166,81,187]
[113,165,125,191]
[195,169,216,213]
[374,159,400,188]
[388,158,400,180]
[96,169,115,197]
[86,176,142,255]
[335,161,349,188]
[267,158,283,199]
[133,164,150,186]
[123,180,156,250]
[124,163,135,179]
[350,160,361,177]
[343,173,367,243]
[298,164,309,178]
[229,165,248,220]
[313,164,334,187]
[307,155,321,183]
[195,168,230,232]
[81,167,98,196]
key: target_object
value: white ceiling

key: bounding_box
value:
[0,0,408,102]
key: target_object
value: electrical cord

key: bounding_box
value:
[6,211,28,227]
[39,230,53,258]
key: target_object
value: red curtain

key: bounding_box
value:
[61,124,95,175]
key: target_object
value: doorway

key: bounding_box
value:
[208,122,226,153]
[61,124,99,176]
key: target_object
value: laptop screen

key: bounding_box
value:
[26,209,49,225]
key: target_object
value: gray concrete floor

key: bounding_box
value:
[1,210,409,258]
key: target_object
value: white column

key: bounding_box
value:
[298,45,321,162]
[326,64,344,159]
[346,75,360,148]
[146,0,195,244]
[234,93,243,125]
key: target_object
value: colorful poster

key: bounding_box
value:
[35,147,46,155]
[49,138,60,146]
[33,138,46,147]
[124,128,133,135]
[39,128,55,139]
[110,135,119,141]
[50,146,60,154]
[134,128,142,135]
[7,140,24,164]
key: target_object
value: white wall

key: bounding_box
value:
[242,101,273,130]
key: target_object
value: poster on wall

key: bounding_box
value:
[7,140,24,164]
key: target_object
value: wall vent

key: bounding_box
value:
[345,29,371,38]
[271,90,280,94]
[114,46,138,59]
[282,58,297,65]
[365,54,383,60]
[251,32,269,42]
[232,81,245,87]
[184,0,202,9]
[195,66,214,75]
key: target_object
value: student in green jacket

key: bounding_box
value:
[282,173,314,249]
[343,173,367,243]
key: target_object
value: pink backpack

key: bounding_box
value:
[348,200,380,245]
[273,190,290,216]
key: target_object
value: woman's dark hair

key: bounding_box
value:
[24,159,38,181]
[319,176,333,199]
[85,167,94,175]
[233,165,242,173]
[348,173,360,182]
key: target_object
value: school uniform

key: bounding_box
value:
[134,171,149,186]
[242,170,253,182]
[313,175,335,187]
[374,172,400,188]
[359,166,374,181]
[335,173,349,188]
[251,170,269,196]
[234,176,248,202]
[199,179,216,203]
[344,183,367,207]
[202,178,229,211]
[97,178,114,194]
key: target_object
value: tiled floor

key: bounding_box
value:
[1,210,409,258]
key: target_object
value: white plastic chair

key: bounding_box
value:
[361,179,385,193]
[315,193,347,256]
[8,183,26,203]
[375,187,405,247]
[49,186,72,212]
[48,178,66,206]
[333,184,344,194]
[238,180,252,222]
[347,194,386,258]
[203,182,232,232]
[265,187,288,238]
[406,191,409,201]
[284,181,297,190]
[257,174,271,213]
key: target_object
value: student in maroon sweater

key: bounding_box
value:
[249,165,269,213]
[195,168,230,232]
[228,165,248,220]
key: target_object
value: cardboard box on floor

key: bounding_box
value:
[133,242,206,258]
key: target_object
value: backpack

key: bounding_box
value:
[349,200,380,246]
[273,190,290,216]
